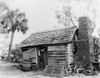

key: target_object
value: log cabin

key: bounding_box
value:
[20,26,78,70]
[19,17,98,76]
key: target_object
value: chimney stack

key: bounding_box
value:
[76,16,92,69]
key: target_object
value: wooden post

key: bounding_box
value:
[65,44,68,68]
[36,48,38,68]
[67,43,74,72]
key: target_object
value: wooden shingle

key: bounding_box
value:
[20,26,77,47]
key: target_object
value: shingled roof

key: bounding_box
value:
[20,26,77,47]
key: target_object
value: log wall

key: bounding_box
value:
[29,48,37,64]
[22,50,30,60]
[67,43,74,71]
[22,48,37,63]
[47,43,74,70]
[48,45,66,65]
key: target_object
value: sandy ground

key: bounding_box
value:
[0,60,100,78]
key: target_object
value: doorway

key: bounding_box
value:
[38,46,48,69]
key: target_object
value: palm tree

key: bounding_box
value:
[2,9,28,59]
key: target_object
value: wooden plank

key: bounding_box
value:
[44,65,55,75]
[44,65,66,77]
[30,48,38,64]
[29,48,36,58]
[48,45,66,65]
[57,61,66,64]
[31,58,36,63]
[49,55,65,57]
[48,51,65,54]
[48,52,65,55]
[56,58,66,60]
[67,43,74,71]
[48,58,57,65]
[53,65,64,77]
[65,44,68,68]
[49,56,66,60]
[48,57,66,65]
[98,55,100,63]
[30,48,37,58]
[23,53,30,60]
[48,45,65,51]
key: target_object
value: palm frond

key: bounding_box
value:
[17,18,28,33]
[16,12,25,22]
[0,8,28,34]
[7,28,12,33]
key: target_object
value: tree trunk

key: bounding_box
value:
[8,31,15,60]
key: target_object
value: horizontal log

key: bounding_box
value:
[48,45,65,51]
[56,58,66,60]
[23,51,30,53]
[22,52,30,55]
[48,53,66,55]
[48,50,66,53]
[48,56,66,59]
[30,52,36,58]
[48,55,65,57]
[23,55,30,59]
[31,59,36,63]
[48,58,66,61]
[29,48,35,52]
[49,56,66,58]
[56,60,65,63]
[57,62,65,64]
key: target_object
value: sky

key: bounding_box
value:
[0,0,100,46]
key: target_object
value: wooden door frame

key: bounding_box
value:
[37,46,48,69]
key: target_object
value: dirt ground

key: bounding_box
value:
[0,60,100,78]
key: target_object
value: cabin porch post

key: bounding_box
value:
[66,43,74,72]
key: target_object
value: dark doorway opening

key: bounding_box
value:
[38,46,48,70]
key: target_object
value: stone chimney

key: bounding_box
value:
[78,17,90,40]
[76,16,93,69]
